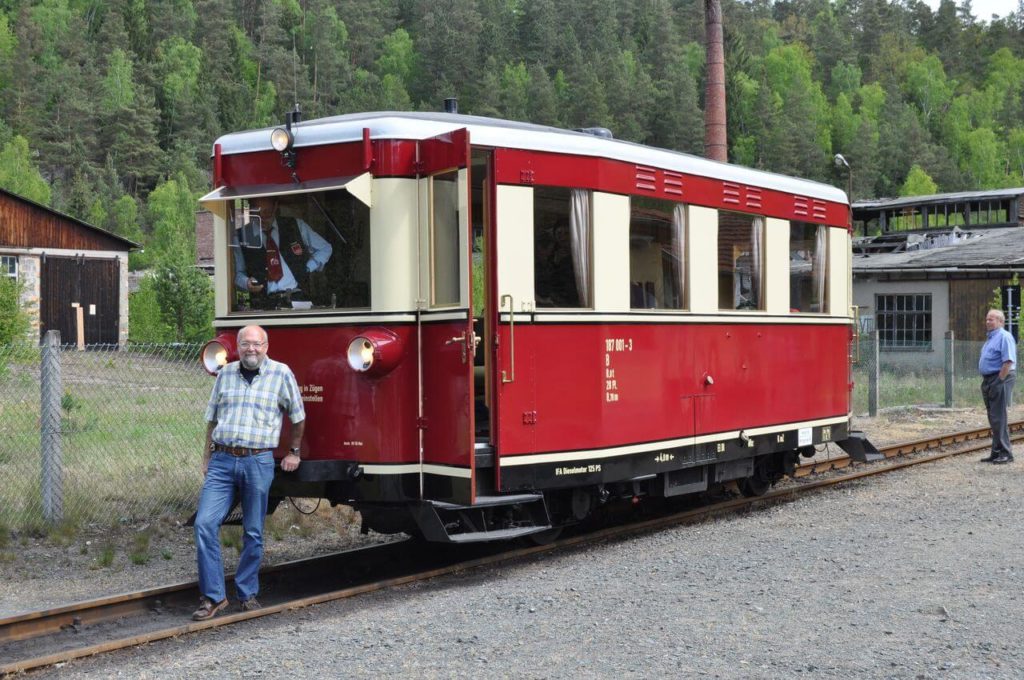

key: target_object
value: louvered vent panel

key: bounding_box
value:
[723,182,741,205]
[812,199,828,221]
[745,187,762,209]
[794,196,810,217]
[635,165,657,192]
[664,171,683,196]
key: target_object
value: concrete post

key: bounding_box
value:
[944,331,955,408]
[40,330,63,524]
[868,330,879,417]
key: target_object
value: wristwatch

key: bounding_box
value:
[288,447,301,458]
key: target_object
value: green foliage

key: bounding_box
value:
[0,136,52,205]
[0,275,29,345]
[151,252,213,343]
[0,0,1021,214]
[900,165,939,196]
[129,274,174,343]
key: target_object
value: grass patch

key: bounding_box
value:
[220,526,243,552]
[161,547,173,560]
[0,551,15,563]
[129,531,151,565]
[95,543,115,568]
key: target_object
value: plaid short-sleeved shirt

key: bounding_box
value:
[205,357,305,450]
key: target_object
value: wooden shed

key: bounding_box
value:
[0,188,137,345]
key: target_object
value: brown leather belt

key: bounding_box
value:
[214,443,266,457]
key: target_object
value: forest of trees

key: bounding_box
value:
[0,0,1022,338]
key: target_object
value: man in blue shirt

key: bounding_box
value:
[192,325,306,620]
[979,309,1017,464]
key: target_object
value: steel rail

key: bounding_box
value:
[793,420,1024,476]
[2,421,1022,675]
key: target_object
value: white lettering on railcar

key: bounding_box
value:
[555,464,602,476]
[602,337,633,403]
[300,384,325,403]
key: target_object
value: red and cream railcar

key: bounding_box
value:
[199,111,875,542]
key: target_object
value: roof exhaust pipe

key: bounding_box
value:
[444,97,458,114]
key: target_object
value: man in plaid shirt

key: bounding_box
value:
[192,324,305,621]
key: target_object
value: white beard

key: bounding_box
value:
[241,354,262,370]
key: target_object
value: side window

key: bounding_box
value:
[534,186,592,308]
[430,170,460,306]
[718,211,764,310]
[629,197,686,310]
[228,189,370,312]
[790,222,829,313]
[0,255,17,279]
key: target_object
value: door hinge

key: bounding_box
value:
[416,417,428,430]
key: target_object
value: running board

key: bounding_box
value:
[836,431,885,463]
[410,494,552,543]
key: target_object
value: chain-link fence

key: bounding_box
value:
[852,332,1022,415]
[1,330,1021,533]
[1,338,208,533]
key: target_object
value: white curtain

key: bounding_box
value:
[570,189,591,307]
[672,204,686,308]
[750,216,764,308]
[813,224,828,312]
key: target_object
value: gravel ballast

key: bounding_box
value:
[19,432,1024,679]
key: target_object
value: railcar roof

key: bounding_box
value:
[213,111,847,204]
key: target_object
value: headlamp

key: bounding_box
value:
[200,333,239,375]
[271,127,293,152]
[346,329,403,377]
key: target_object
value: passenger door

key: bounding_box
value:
[417,129,476,504]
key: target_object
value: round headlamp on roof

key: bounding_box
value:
[270,126,293,152]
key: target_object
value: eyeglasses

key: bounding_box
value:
[238,341,267,349]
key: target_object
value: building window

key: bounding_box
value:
[0,255,17,279]
[718,211,763,310]
[876,294,932,350]
[534,186,592,308]
[790,222,828,313]
[629,197,686,310]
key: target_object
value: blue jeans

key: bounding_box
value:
[194,450,275,603]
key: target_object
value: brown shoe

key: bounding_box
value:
[191,596,228,621]
[239,597,262,611]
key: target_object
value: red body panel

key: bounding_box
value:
[495,322,850,457]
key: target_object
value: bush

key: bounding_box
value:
[0,275,29,344]
[128,274,174,343]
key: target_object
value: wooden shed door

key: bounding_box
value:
[40,256,120,345]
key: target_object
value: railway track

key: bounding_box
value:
[3,420,1023,676]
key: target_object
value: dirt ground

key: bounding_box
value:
[1,402,1022,618]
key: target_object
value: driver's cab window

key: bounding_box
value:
[228,190,370,312]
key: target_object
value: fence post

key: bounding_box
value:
[944,330,955,408]
[868,330,879,417]
[41,330,63,524]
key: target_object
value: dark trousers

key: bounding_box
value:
[982,372,1016,457]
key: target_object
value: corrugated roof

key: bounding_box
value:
[853,187,1024,211]
[853,227,1024,271]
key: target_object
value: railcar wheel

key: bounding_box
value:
[738,456,773,497]
[524,526,563,545]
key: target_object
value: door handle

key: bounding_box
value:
[445,332,467,364]
[501,294,515,383]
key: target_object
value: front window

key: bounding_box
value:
[876,294,932,350]
[718,211,763,310]
[790,222,828,313]
[228,189,370,312]
[630,197,686,310]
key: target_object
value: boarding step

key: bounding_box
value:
[474,441,494,469]
[410,494,552,543]
[836,431,885,463]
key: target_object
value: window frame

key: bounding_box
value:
[0,255,17,280]
[875,293,933,351]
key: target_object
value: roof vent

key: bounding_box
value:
[444,98,458,114]
[574,127,614,139]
